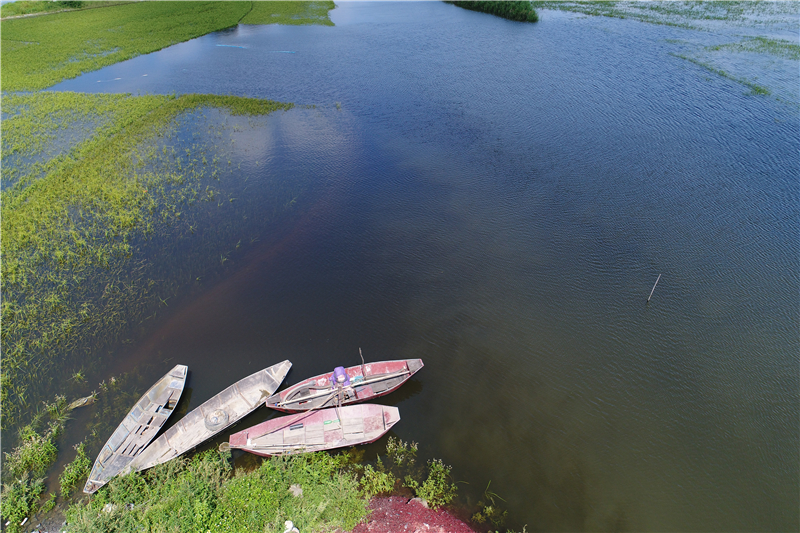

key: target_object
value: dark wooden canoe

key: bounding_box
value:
[125,360,291,473]
[228,404,400,457]
[265,358,423,413]
[84,364,187,494]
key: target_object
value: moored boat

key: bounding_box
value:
[84,364,187,494]
[266,358,423,412]
[125,360,291,473]
[228,403,400,456]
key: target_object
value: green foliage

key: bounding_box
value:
[0,396,69,532]
[0,1,120,18]
[0,473,45,533]
[359,458,396,497]
[709,36,800,61]
[60,441,91,497]
[671,52,770,96]
[1,92,292,429]
[1,1,336,91]
[1,2,252,91]
[65,451,367,533]
[40,492,58,514]
[472,481,508,527]
[410,459,457,510]
[385,436,417,468]
[241,1,335,26]
[450,1,538,23]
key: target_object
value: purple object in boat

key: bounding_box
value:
[330,366,350,388]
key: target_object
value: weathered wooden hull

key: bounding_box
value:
[84,364,187,494]
[266,359,423,413]
[229,404,400,457]
[125,360,291,473]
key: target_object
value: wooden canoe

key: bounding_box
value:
[228,403,400,457]
[265,358,423,412]
[84,364,187,494]
[125,360,292,473]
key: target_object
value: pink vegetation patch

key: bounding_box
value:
[351,496,478,533]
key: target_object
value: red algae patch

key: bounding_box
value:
[351,496,478,533]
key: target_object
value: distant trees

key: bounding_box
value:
[449,1,539,23]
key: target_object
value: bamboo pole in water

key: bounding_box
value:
[647,274,662,302]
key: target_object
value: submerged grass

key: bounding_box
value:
[241,1,335,26]
[1,92,293,430]
[672,52,770,95]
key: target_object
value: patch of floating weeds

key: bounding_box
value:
[1,92,293,430]
[709,36,800,60]
[240,1,335,26]
[671,52,771,95]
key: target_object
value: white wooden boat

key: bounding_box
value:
[228,403,400,456]
[84,364,187,494]
[126,360,291,472]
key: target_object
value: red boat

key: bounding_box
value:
[265,358,423,413]
[228,404,400,457]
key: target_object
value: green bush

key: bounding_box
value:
[450,1,538,23]
[411,459,458,510]
[360,458,396,497]
[59,441,91,497]
[0,474,45,533]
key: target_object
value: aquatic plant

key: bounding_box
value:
[449,1,538,22]
[403,458,458,510]
[359,458,396,497]
[1,92,293,430]
[59,441,91,497]
[0,396,70,531]
[241,1,335,26]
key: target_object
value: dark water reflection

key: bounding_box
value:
[50,3,798,531]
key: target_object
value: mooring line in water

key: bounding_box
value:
[647,274,662,303]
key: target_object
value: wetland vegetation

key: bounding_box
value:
[449,1,539,23]
[2,1,795,531]
[1,1,334,91]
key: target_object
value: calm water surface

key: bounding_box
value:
[52,3,798,531]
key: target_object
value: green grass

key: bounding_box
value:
[1,1,336,91]
[1,92,293,430]
[59,441,92,497]
[1,2,254,91]
[0,1,115,19]
[709,36,800,61]
[1,396,69,533]
[241,1,335,26]
[64,450,368,533]
[449,1,538,23]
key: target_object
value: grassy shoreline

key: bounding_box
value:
[1,1,335,92]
